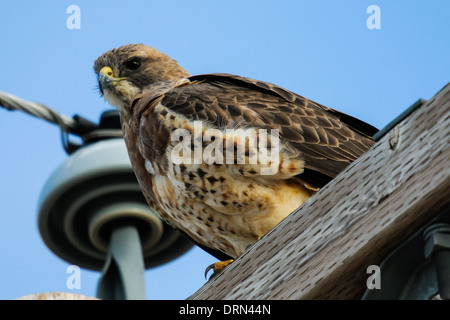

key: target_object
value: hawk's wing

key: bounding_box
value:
[130,73,377,261]
[157,73,377,188]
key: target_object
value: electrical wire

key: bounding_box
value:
[0,90,76,129]
[0,90,125,155]
[0,90,76,154]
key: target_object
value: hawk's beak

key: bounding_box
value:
[98,66,127,95]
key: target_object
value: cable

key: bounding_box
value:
[0,90,123,155]
[0,90,76,130]
[0,90,92,154]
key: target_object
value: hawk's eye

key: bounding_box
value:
[124,58,141,70]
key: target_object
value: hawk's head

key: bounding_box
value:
[94,44,190,112]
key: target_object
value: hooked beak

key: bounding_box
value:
[98,66,127,95]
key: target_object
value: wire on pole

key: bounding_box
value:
[0,90,76,129]
[0,90,100,154]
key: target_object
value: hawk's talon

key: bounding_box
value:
[204,259,234,280]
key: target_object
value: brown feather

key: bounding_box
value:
[95,45,378,260]
[159,73,377,186]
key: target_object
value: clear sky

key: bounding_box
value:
[0,1,449,300]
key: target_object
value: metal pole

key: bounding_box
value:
[97,224,146,300]
[424,223,450,300]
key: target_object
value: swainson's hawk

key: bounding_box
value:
[94,44,377,266]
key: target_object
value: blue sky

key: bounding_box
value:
[0,1,448,300]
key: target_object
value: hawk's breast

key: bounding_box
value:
[136,103,313,258]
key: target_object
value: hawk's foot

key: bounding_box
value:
[205,259,234,280]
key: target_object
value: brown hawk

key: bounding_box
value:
[94,44,377,266]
